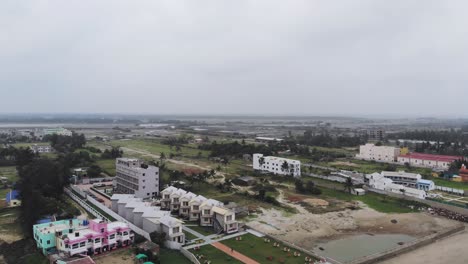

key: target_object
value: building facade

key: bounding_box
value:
[33,219,133,256]
[253,153,301,177]
[114,158,159,199]
[110,194,185,247]
[42,127,73,137]
[397,153,461,170]
[356,144,401,163]
[160,187,239,234]
[367,172,427,199]
[30,144,53,153]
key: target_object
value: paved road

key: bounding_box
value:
[379,229,468,264]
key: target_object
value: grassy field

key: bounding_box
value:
[0,207,24,242]
[11,142,49,148]
[108,139,210,158]
[186,224,216,236]
[159,248,192,264]
[316,159,433,176]
[95,159,116,176]
[221,233,317,264]
[318,187,418,213]
[20,253,48,264]
[0,166,18,183]
[184,230,198,240]
[190,245,243,264]
[432,177,468,190]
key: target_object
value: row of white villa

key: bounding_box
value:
[160,186,239,234]
[110,194,185,248]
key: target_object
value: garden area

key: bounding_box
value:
[191,244,243,264]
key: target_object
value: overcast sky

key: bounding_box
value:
[1,1,467,117]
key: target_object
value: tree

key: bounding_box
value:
[258,189,266,200]
[306,181,315,192]
[160,152,166,160]
[281,161,289,173]
[150,231,167,247]
[258,157,265,168]
[400,188,406,196]
[87,165,102,178]
[196,151,203,159]
[344,177,353,194]
[295,179,305,193]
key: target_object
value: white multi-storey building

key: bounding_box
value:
[253,153,301,177]
[114,158,159,199]
[356,144,400,163]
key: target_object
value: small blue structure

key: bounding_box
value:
[5,190,21,207]
[416,179,435,191]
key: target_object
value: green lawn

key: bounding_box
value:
[95,159,116,176]
[221,233,318,264]
[190,245,243,264]
[20,253,48,264]
[315,159,433,176]
[186,224,216,236]
[318,187,419,213]
[432,178,468,190]
[184,231,199,240]
[159,248,192,264]
[0,166,18,183]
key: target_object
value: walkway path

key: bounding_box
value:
[184,230,248,249]
[211,241,260,264]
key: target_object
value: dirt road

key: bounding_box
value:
[379,228,468,264]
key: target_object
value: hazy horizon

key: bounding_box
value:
[1,1,468,117]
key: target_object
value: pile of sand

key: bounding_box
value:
[304,198,329,207]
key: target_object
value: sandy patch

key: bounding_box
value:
[304,198,329,207]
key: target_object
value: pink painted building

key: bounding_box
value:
[54,219,133,256]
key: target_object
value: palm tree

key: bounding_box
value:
[258,157,265,168]
[344,177,353,194]
[400,188,406,196]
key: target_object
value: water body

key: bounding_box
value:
[313,234,415,263]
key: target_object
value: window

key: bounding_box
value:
[109,234,115,239]
[80,242,86,247]
[88,239,92,243]
[47,240,50,245]
[72,244,79,249]
[101,228,105,233]
[123,231,128,236]
[95,238,100,243]
[142,173,145,176]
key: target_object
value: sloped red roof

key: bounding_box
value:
[398,153,462,162]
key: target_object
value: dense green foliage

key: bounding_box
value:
[45,133,86,153]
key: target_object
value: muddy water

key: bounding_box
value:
[313,234,415,263]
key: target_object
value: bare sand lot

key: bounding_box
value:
[379,228,468,264]
[246,201,457,251]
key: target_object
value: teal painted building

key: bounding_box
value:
[33,219,85,255]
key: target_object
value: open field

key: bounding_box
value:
[221,233,318,264]
[190,244,243,264]
[432,177,468,190]
[95,159,116,176]
[94,248,134,264]
[316,159,433,176]
[0,207,24,243]
[186,224,216,236]
[159,248,192,264]
[0,166,18,183]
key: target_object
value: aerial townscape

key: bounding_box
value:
[2,1,468,264]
